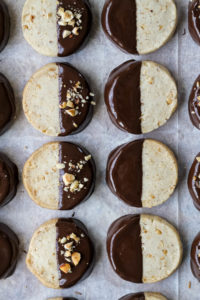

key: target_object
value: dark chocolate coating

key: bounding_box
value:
[104,60,142,134]
[57,63,93,136]
[58,142,95,210]
[107,214,143,283]
[188,0,200,46]
[119,293,145,300]
[188,74,200,130]
[0,73,16,135]
[191,232,200,281]
[0,223,19,279]
[0,153,18,208]
[63,298,77,300]
[106,140,143,207]
[101,0,138,54]
[56,218,95,288]
[57,0,92,57]
[188,152,200,211]
[0,0,10,53]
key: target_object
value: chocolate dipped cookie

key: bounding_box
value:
[23,142,95,210]
[0,0,10,53]
[188,153,200,211]
[188,74,200,130]
[119,293,167,300]
[105,60,177,134]
[22,0,92,57]
[106,139,178,208]
[23,63,95,136]
[107,214,183,284]
[26,218,95,288]
[101,0,177,55]
[191,232,200,281]
[188,0,200,46]
[0,223,19,279]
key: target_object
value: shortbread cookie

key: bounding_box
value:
[191,232,200,281]
[119,292,167,300]
[188,153,200,211]
[188,0,200,46]
[188,74,200,130]
[0,153,18,208]
[23,63,95,137]
[101,0,177,55]
[23,142,95,210]
[105,60,177,134]
[22,0,92,57]
[107,214,182,283]
[0,74,16,136]
[0,1,10,53]
[106,139,178,208]
[26,218,94,288]
[0,223,19,279]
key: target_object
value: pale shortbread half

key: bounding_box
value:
[23,142,59,210]
[26,219,59,289]
[136,0,177,54]
[23,63,60,137]
[48,298,63,300]
[140,61,177,134]
[142,139,178,208]
[145,292,167,300]
[140,214,182,283]
[22,0,58,56]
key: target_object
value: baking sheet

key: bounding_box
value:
[0,0,198,299]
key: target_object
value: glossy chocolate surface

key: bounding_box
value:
[189,74,200,130]
[0,74,16,135]
[191,232,200,281]
[119,293,145,300]
[0,153,18,208]
[107,215,143,283]
[0,0,10,53]
[59,142,95,210]
[0,223,19,279]
[56,218,94,288]
[188,152,200,211]
[188,0,200,46]
[105,60,142,134]
[58,63,94,136]
[101,0,138,54]
[106,140,143,207]
[57,0,92,57]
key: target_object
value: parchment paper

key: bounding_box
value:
[0,0,198,299]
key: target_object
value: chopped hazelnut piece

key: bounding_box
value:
[60,263,71,274]
[85,155,91,161]
[64,242,73,251]
[70,233,80,243]
[62,30,71,39]
[63,10,74,22]
[67,100,74,108]
[64,250,71,257]
[63,173,75,186]
[196,157,200,162]
[66,109,77,117]
[71,252,81,266]
[70,180,79,192]
[72,27,80,35]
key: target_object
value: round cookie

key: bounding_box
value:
[106,139,178,208]
[107,214,183,284]
[188,74,200,130]
[0,0,10,53]
[0,74,16,136]
[22,0,92,57]
[191,232,200,281]
[26,218,95,289]
[101,0,177,55]
[119,292,167,300]
[105,60,177,134]
[188,0,200,46]
[188,153,200,211]
[23,63,95,137]
[0,153,18,208]
[23,142,95,210]
[0,223,19,279]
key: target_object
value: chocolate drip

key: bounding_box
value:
[191,232,200,281]
[107,215,143,283]
[188,0,200,46]
[188,152,200,211]
[104,60,142,134]
[0,74,16,135]
[59,142,95,210]
[56,218,94,288]
[0,1,10,53]
[57,0,92,57]
[119,293,145,300]
[0,223,19,279]
[106,140,144,207]
[101,0,138,54]
[57,63,93,136]
[0,153,18,208]
[189,74,200,130]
